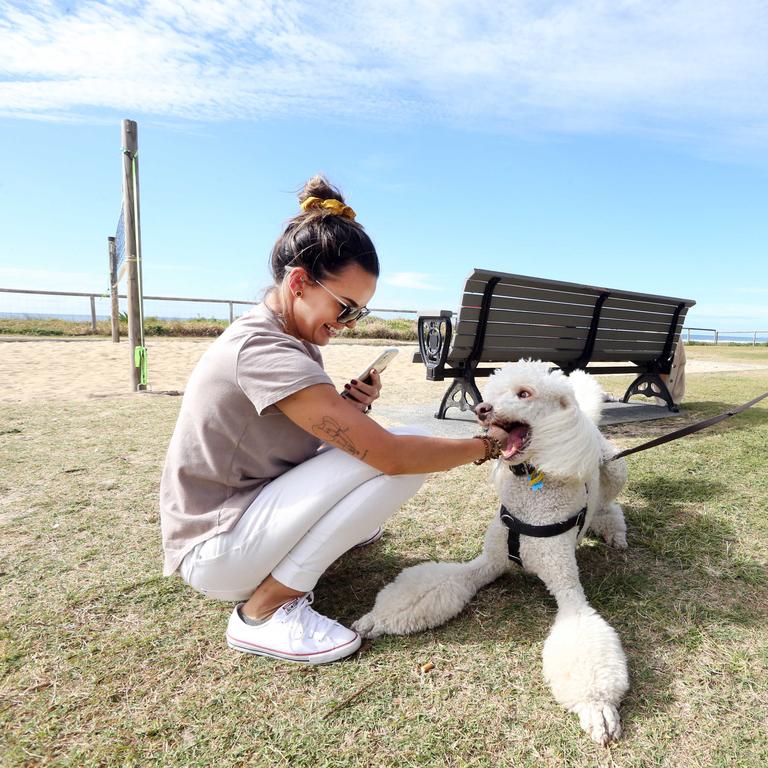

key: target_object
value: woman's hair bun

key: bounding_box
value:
[298,174,346,206]
[269,174,379,284]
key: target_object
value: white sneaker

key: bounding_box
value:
[354,527,383,548]
[226,593,361,664]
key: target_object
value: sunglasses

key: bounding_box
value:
[314,279,371,323]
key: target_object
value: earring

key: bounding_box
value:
[295,290,303,297]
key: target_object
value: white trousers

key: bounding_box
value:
[179,426,428,601]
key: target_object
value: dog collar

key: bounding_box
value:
[509,462,534,476]
[509,462,545,491]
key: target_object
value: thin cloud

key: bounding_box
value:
[732,287,768,296]
[383,272,441,291]
[1,1,767,146]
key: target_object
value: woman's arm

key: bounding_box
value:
[275,383,488,475]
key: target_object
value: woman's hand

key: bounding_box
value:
[342,369,382,413]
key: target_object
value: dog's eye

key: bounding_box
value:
[518,389,532,399]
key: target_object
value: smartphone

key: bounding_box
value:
[340,346,399,397]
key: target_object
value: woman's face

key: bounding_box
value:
[292,262,377,346]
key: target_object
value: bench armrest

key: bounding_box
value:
[417,311,453,381]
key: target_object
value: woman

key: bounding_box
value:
[160,176,502,664]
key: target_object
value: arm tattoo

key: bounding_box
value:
[312,417,361,456]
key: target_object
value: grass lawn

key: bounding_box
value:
[1,349,767,767]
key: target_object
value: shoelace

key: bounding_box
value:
[281,592,342,641]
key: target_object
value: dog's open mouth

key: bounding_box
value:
[490,420,531,460]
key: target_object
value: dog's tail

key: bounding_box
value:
[568,369,605,425]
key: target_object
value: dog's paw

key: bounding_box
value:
[573,702,622,745]
[602,530,628,550]
[351,611,382,639]
[353,601,445,638]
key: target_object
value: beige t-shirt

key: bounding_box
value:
[159,303,333,575]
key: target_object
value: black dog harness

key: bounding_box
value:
[499,463,588,568]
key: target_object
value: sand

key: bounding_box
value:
[2,336,766,406]
[0,337,435,405]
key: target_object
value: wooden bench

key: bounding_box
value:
[417,269,696,418]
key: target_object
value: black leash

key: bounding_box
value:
[609,390,768,462]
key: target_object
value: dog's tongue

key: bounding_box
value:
[501,424,529,459]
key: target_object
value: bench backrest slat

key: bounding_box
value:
[452,336,588,354]
[594,325,685,344]
[453,323,590,342]
[448,344,662,364]
[453,326,687,350]
[454,306,688,334]
[467,269,691,307]
[448,322,688,364]
[456,307,684,336]
[451,339,666,358]
[461,286,684,316]
[463,281,600,308]
[462,282,684,318]
[459,291,687,319]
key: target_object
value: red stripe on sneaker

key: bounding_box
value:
[226,632,359,657]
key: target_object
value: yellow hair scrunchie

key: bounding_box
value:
[300,196,356,220]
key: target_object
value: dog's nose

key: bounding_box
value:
[474,402,493,421]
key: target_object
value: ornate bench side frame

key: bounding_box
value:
[417,312,480,418]
[418,277,502,419]
[619,301,688,412]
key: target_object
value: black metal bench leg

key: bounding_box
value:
[622,374,679,412]
[436,376,483,419]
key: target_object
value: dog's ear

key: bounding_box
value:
[567,370,604,424]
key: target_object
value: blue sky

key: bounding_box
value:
[1,1,767,329]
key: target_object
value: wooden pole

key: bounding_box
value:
[121,119,143,390]
[89,296,97,332]
[108,236,119,342]
[132,142,146,351]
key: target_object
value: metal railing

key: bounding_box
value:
[2,289,765,344]
[0,287,418,332]
[685,327,768,345]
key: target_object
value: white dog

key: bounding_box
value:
[354,361,630,745]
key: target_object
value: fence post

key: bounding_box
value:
[90,295,97,332]
[687,328,691,343]
[108,236,119,342]
[714,330,719,345]
[229,302,234,324]
[122,119,144,390]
